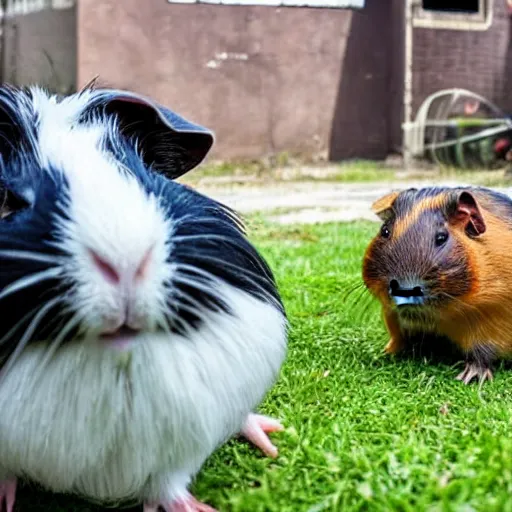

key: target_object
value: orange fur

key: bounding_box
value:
[383,310,405,354]
[392,194,447,238]
[371,191,400,217]
[363,188,512,359]
[439,206,512,354]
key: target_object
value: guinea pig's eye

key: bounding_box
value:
[435,231,449,247]
[0,188,28,219]
[380,224,391,239]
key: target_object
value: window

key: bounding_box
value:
[422,0,479,13]
[412,0,491,31]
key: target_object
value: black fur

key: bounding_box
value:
[0,85,284,369]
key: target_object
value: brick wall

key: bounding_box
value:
[411,0,512,118]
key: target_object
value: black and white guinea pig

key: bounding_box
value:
[0,84,288,512]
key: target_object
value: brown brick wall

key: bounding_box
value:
[411,0,512,117]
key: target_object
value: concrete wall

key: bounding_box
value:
[2,6,76,94]
[78,0,396,161]
[411,0,512,117]
[4,1,511,162]
[329,0,404,159]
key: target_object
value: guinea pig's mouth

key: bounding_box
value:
[388,279,430,309]
[99,325,141,349]
[394,302,438,328]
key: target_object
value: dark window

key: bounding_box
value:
[422,0,479,12]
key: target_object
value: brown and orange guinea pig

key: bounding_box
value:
[362,185,512,385]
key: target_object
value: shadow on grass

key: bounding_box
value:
[15,482,140,512]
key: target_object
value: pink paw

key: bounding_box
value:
[240,413,284,458]
[0,479,16,512]
[143,493,217,512]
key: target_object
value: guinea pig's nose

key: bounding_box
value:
[389,279,425,306]
[89,247,153,286]
[90,250,120,285]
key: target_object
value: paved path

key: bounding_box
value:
[194,178,512,224]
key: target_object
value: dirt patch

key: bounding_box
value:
[187,176,512,224]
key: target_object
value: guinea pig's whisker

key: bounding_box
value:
[340,281,366,302]
[438,291,480,314]
[171,290,220,324]
[152,299,171,328]
[157,311,176,335]
[164,309,197,336]
[171,286,211,311]
[173,241,271,280]
[32,311,84,384]
[0,304,44,348]
[0,132,15,152]
[162,303,198,336]
[0,267,63,302]
[173,261,280,309]
[0,296,62,380]
[175,253,276,297]
[349,292,376,324]
[170,275,218,300]
[174,258,266,286]
[171,216,244,233]
[172,234,269,270]
[164,282,231,334]
[344,282,370,306]
[0,250,64,266]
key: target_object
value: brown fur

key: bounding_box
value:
[363,186,512,383]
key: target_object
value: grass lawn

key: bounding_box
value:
[181,158,512,189]
[17,218,512,511]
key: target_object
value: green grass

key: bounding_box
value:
[197,219,512,511]
[182,157,512,189]
[325,161,398,183]
[18,219,512,511]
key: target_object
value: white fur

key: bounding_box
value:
[29,87,173,334]
[0,283,287,503]
[0,88,287,505]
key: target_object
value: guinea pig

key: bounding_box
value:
[362,185,512,385]
[0,84,287,512]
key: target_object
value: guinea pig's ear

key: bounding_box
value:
[371,191,399,221]
[82,89,214,179]
[450,190,486,237]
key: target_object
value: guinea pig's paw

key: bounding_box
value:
[144,493,217,512]
[0,478,16,512]
[240,413,284,458]
[384,337,404,355]
[455,361,494,385]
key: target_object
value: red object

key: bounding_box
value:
[494,138,511,155]
[464,100,480,116]
[508,0,512,15]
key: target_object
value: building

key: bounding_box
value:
[1,0,511,163]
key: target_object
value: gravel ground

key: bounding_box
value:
[191,177,512,224]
